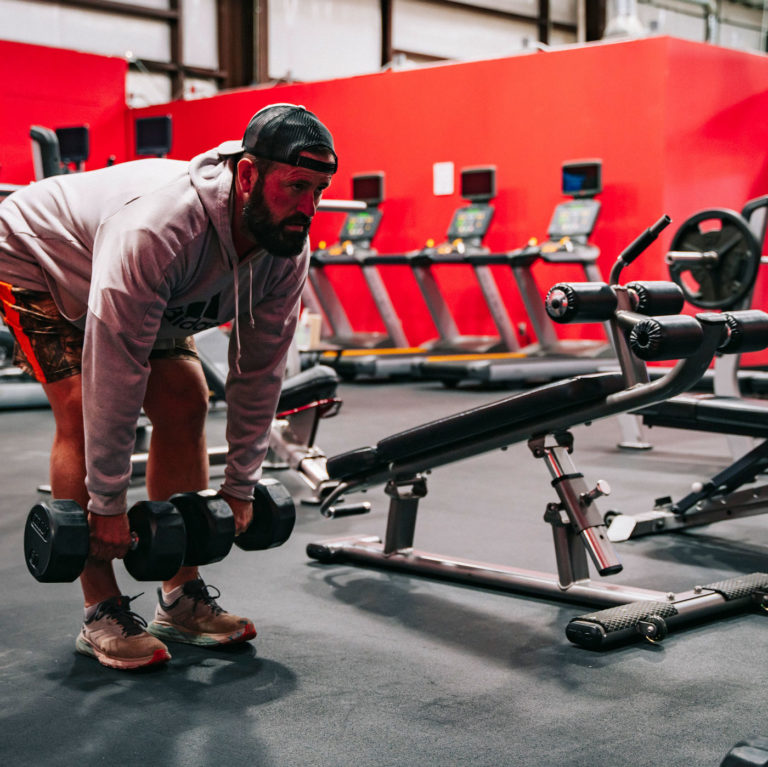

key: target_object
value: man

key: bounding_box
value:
[0,103,337,670]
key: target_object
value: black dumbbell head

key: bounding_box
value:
[24,500,89,583]
[169,491,235,567]
[236,479,296,551]
[124,501,186,581]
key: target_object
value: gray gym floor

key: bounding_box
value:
[1,379,766,767]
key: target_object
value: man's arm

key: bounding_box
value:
[83,226,178,521]
[221,258,306,518]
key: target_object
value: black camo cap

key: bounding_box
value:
[230,103,337,174]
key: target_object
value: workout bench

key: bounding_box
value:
[131,360,352,505]
[307,217,768,649]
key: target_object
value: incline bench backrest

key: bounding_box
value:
[327,372,626,482]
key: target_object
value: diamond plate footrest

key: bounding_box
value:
[566,573,768,650]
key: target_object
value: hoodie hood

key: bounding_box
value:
[188,145,241,269]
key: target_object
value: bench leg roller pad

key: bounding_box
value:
[567,573,768,650]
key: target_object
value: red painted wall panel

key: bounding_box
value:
[0,40,127,184]
[3,37,768,361]
[131,38,682,346]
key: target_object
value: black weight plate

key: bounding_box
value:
[236,479,296,551]
[668,208,761,310]
[169,492,235,567]
[124,501,186,581]
[24,500,89,583]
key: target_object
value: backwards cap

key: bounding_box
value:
[220,103,337,174]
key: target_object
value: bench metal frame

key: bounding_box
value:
[308,279,768,648]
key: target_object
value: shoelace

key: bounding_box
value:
[94,594,148,637]
[187,582,224,616]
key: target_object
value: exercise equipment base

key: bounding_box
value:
[307,536,768,650]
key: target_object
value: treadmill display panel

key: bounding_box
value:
[447,205,494,239]
[340,209,383,241]
[548,199,600,239]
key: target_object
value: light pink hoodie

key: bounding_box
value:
[0,145,307,515]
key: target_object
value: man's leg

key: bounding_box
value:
[142,356,210,590]
[1,286,170,668]
[42,374,121,607]
[143,354,257,646]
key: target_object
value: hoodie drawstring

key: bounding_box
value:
[231,260,256,375]
[232,260,242,374]
[248,262,255,329]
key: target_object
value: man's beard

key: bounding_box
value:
[242,180,311,258]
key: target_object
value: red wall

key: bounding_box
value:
[0,40,128,183]
[3,37,768,361]
[130,37,768,356]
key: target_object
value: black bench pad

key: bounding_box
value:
[635,394,768,438]
[277,365,339,414]
[328,372,626,481]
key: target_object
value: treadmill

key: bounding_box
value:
[321,166,522,380]
[416,160,621,387]
[302,172,409,350]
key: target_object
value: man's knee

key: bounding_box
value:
[144,359,209,435]
[43,375,85,440]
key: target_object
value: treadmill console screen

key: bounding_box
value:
[55,125,90,165]
[352,173,385,206]
[547,199,601,239]
[447,204,494,240]
[562,160,602,198]
[340,209,383,242]
[136,115,173,157]
[461,166,496,202]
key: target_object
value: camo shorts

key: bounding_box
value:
[0,282,198,384]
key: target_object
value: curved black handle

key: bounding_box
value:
[610,215,672,283]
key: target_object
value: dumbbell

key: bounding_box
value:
[24,478,296,583]
[171,477,296,554]
[24,499,189,583]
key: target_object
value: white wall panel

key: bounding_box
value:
[549,28,578,46]
[551,0,578,24]
[453,0,537,10]
[124,0,169,7]
[637,5,704,40]
[394,0,538,60]
[268,0,381,81]
[126,70,173,108]
[718,22,763,52]
[183,76,219,100]
[183,0,218,68]
[0,0,169,60]
[638,0,766,52]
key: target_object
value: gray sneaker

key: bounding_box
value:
[75,595,171,670]
[148,578,257,647]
